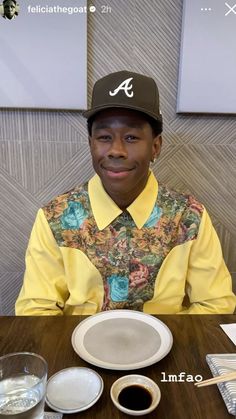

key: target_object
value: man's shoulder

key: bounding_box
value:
[157,183,204,217]
[157,184,205,244]
[41,180,90,222]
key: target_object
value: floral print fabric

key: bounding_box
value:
[43,182,203,311]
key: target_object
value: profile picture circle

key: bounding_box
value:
[1,0,19,20]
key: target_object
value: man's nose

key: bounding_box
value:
[107,138,128,158]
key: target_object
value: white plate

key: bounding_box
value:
[71,310,173,370]
[46,367,103,413]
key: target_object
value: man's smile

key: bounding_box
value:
[101,165,134,178]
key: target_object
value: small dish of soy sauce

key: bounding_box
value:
[110,374,161,416]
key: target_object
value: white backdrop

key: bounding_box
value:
[0,0,87,109]
[177,0,236,114]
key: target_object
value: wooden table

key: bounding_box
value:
[0,315,235,418]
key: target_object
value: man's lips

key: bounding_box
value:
[102,166,134,178]
[102,166,134,173]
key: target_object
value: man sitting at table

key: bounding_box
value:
[15,71,236,315]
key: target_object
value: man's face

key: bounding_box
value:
[89,108,162,208]
[3,1,16,18]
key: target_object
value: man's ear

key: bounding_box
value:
[152,135,162,160]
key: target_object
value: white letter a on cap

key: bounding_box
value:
[109,77,134,98]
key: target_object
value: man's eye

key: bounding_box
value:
[97,135,112,141]
[125,135,138,142]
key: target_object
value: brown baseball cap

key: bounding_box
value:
[83,70,162,123]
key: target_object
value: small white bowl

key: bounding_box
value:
[46,367,103,413]
[110,374,161,416]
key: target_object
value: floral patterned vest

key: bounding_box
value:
[43,182,203,311]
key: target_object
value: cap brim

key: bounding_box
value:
[83,104,162,122]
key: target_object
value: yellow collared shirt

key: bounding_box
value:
[15,172,236,315]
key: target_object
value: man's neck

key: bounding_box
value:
[104,177,150,211]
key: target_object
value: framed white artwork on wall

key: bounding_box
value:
[177,0,236,114]
[0,0,87,109]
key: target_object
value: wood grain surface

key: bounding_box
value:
[0,315,235,419]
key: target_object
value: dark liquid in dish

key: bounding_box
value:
[118,385,152,411]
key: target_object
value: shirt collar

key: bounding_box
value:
[88,171,158,230]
